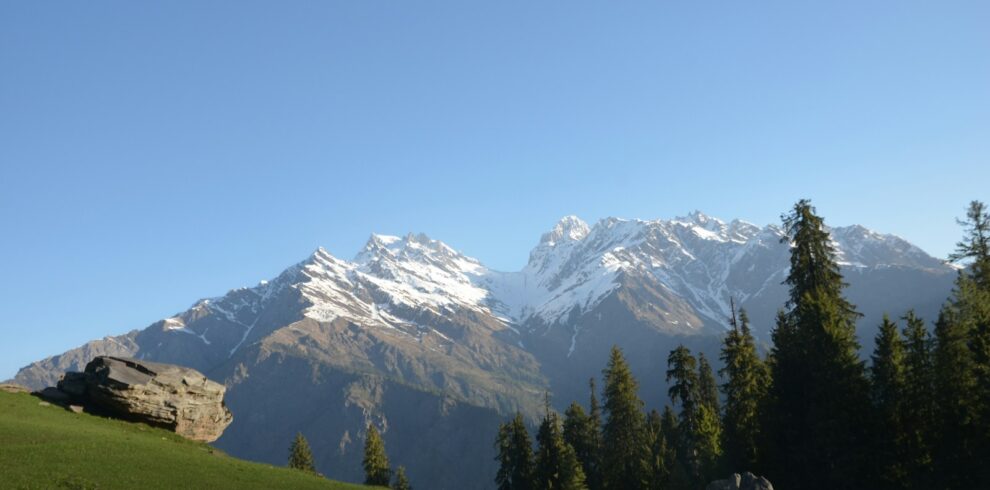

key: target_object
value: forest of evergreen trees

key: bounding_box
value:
[495,200,990,490]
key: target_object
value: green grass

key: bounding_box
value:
[0,391,373,490]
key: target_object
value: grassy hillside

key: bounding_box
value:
[0,391,373,490]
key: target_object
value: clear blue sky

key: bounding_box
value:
[1,1,988,380]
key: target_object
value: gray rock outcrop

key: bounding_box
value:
[706,472,774,490]
[49,356,233,442]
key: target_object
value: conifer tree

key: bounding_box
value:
[763,200,871,490]
[563,401,599,490]
[585,378,603,490]
[666,345,721,486]
[392,466,412,490]
[719,306,769,473]
[496,413,536,490]
[363,424,392,486]
[601,346,651,490]
[697,354,719,415]
[659,406,692,490]
[870,314,908,489]
[287,432,317,473]
[536,398,588,490]
[900,311,935,487]
[645,409,667,490]
[934,200,990,487]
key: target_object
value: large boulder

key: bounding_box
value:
[53,356,233,442]
[706,472,773,490]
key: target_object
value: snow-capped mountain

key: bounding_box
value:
[10,212,957,489]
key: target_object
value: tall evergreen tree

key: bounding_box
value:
[392,466,412,490]
[586,378,603,490]
[659,405,692,490]
[870,314,908,489]
[496,413,536,490]
[536,398,588,490]
[900,311,935,488]
[697,354,720,415]
[601,346,651,490]
[934,200,990,487]
[563,401,599,490]
[287,432,317,473]
[719,306,769,474]
[363,424,392,486]
[763,200,871,490]
[645,409,667,490]
[666,345,720,486]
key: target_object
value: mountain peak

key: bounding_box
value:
[540,216,590,246]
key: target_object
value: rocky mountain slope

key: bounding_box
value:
[11,212,957,489]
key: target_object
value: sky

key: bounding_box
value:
[1,1,988,380]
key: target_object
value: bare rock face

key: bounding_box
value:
[706,472,774,490]
[55,356,233,442]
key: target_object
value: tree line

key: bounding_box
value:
[495,199,990,490]
[287,423,411,489]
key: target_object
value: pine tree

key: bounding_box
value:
[719,306,769,474]
[900,311,935,488]
[659,406,691,490]
[870,314,908,489]
[763,200,871,490]
[363,424,392,486]
[697,354,719,415]
[934,200,990,488]
[563,400,599,490]
[535,398,588,490]
[496,413,535,490]
[645,409,667,490]
[586,378,603,490]
[392,466,412,490]
[287,432,317,473]
[666,345,712,486]
[601,345,651,490]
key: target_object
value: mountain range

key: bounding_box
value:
[10,212,957,489]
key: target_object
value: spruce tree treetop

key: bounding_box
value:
[949,200,990,287]
[363,424,392,486]
[287,432,317,473]
[495,412,535,490]
[601,345,650,490]
[781,199,858,322]
[393,465,412,490]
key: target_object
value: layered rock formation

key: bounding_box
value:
[48,356,233,442]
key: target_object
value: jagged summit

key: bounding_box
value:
[540,216,591,245]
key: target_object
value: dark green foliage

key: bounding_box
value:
[288,432,317,473]
[363,424,391,486]
[719,307,769,474]
[666,345,721,487]
[392,466,411,490]
[535,401,588,490]
[496,413,535,490]
[697,354,720,416]
[933,200,990,488]
[870,314,908,489]
[601,346,651,490]
[658,406,691,490]
[645,409,666,489]
[900,311,935,487]
[563,399,600,489]
[764,200,871,490]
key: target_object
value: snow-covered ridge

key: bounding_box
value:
[156,213,949,347]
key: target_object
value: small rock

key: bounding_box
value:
[69,405,85,414]
[39,401,51,407]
